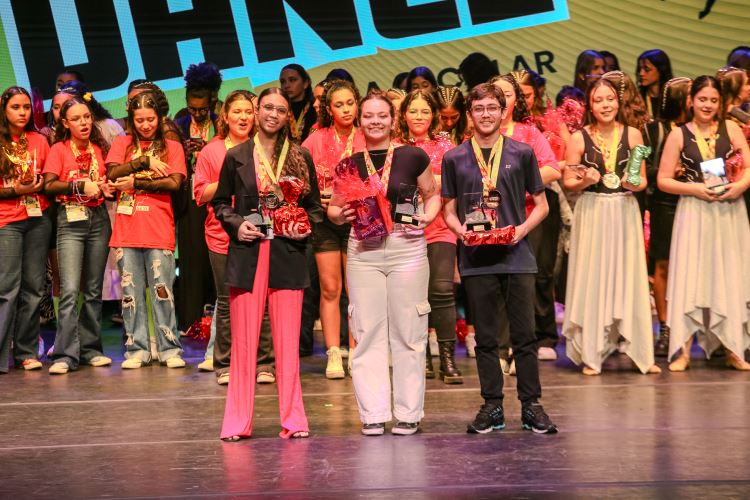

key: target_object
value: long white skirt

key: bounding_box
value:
[563,192,654,373]
[667,195,750,358]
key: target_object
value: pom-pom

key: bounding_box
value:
[558,98,585,133]
[726,149,744,183]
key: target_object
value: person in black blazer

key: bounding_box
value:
[213,88,323,441]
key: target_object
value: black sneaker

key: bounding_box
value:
[361,423,385,436]
[521,402,558,434]
[391,421,419,435]
[467,403,505,434]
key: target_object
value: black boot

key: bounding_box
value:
[426,341,435,379]
[438,340,463,384]
[654,323,670,357]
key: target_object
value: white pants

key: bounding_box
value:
[347,231,430,424]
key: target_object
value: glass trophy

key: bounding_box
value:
[464,191,493,232]
[244,198,273,239]
[394,183,421,226]
[700,157,729,194]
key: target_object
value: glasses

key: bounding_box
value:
[260,103,289,116]
[471,105,502,115]
[187,106,210,115]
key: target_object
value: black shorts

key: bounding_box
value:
[311,217,350,253]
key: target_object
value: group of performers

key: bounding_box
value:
[1,46,750,440]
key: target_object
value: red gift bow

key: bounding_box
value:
[273,176,310,235]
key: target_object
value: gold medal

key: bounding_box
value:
[602,172,621,189]
[483,190,502,209]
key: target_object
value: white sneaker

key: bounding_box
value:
[256,371,275,384]
[165,357,186,369]
[537,347,558,361]
[48,362,69,374]
[122,358,144,369]
[217,373,229,385]
[428,331,439,357]
[88,356,112,367]
[326,346,345,379]
[465,333,477,358]
[197,358,214,372]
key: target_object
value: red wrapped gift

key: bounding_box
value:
[725,149,744,183]
[463,226,516,246]
[273,176,311,236]
[333,157,393,240]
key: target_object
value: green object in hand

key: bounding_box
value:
[626,144,651,186]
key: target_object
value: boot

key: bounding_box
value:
[425,341,435,379]
[654,323,669,357]
[438,340,463,384]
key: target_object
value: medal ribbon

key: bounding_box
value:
[289,103,310,141]
[693,121,718,161]
[470,135,503,196]
[189,118,211,142]
[254,134,289,192]
[71,140,99,181]
[363,143,395,194]
[501,120,515,138]
[593,126,620,174]
[335,127,357,161]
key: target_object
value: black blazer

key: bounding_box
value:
[212,140,323,291]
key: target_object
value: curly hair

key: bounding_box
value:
[124,92,167,161]
[216,90,256,139]
[184,62,222,93]
[396,89,440,142]
[434,86,467,145]
[602,71,649,130]
[56,80,113,120]
[318,79,361,129]
[0,86,37,179]
[256,88,311,195]
[489,74,531,123]
[54,98,110,155]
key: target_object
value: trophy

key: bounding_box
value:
[394,183,421,226]
[464,191,494,232]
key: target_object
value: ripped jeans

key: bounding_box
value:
[116,247,182,362]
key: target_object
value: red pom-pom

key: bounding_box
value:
[278,176,304,203]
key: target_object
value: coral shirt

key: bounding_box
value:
[44,140,107,207]
[193,137,232,255]
[302,126,366,192]
[0,131,50,228]
[411,135,457,245]
[106,136,186,250]
[501,121,559,217]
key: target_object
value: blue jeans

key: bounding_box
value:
[52,204,112,369]
[0,213,52,373]
[116,247,182,362]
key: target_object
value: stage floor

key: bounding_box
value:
[2,328,750,499]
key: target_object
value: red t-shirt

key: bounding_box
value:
[302,126,366,192]
[194,137,231,255]
[106,136,187,250]
[44,140,107,207]
[0,131,50,228]
[411,135,457,245]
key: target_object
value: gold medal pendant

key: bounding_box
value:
[602,172,621,190]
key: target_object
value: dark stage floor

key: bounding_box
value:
[2,325,750,499]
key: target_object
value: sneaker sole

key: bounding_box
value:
[361,429,385,436]
[326,371,345,379]
[391,428,419,436]
[522,423,558,434]
[467,423,505,434]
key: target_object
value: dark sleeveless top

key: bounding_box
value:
[581,125,631,194]
[678,121,732,183]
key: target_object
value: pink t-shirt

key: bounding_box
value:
[302,126,366,192]
[194,137,231,255]
[106,136,187,250]
[502,122,559,217]
[412,134,457,245]
[44,140,107,207]
[0,132,50,228]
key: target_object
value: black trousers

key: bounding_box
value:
[427,242,457,341]
[464,273,542,405]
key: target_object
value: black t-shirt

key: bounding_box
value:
[442,138,543,276]
[350,145,430,216]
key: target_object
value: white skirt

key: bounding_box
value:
[667,195,750,358]
[563,192,654,373]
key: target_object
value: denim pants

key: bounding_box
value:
[52,204,112,369]
[0,212,52,372]
[116,247,182,362]
[347,231,431,424]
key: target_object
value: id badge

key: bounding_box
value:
[117,192,135,215]
[65,203,88,222]
[23,196,42,217]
